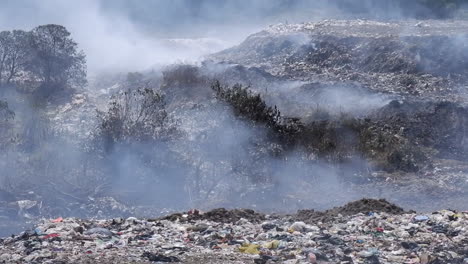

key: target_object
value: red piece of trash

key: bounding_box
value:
[52,217,63,223]
[188,209,200,215]
[309,253,317,263]
[43,233,60,239]
[376,227,384,232]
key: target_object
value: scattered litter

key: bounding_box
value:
[42,233,59,239]
[51,217,63,223]
[1,200,468,263]
[83,227,114,237]
[141,252,181,262]
[239,243,260,254]
[414,215,429,222]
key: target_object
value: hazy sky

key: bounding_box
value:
[0,0,272,72]
[0,0,437,72]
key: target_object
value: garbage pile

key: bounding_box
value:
[1,199,467,264]
[211,20,468,102]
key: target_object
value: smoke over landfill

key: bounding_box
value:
[1,1,468,258]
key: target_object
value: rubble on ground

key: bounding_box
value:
[1,199,468,264]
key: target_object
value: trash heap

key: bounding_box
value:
[211,20,468,102]
[1,199,468,264]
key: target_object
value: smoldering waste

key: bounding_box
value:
[2,18,468,264]
[1,199,468,264]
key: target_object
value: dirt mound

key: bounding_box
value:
[162,208,266,223]
[293,198,407,223]
[331,198,407,215]
[161,199,405,224]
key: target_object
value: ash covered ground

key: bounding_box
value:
[2,1,468,263]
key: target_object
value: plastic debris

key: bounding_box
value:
[288,221,308,233]
[1,203,468,263]
[308,252,317,263]
[83,227,114,237]
[42,233,60,239]
[239,243,260,254]
[263,240,280,249]
[142,252,180,262]
[51,217,63,223]
[413,215,429,222]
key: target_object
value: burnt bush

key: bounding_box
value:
[211,81,432,172]
[297,115,430,172]
[0,100,14,122]
[298,116,361,162]
[0,100,15,147]
[97,85,177,153]
[212,81,281,127]
[212,81,302,146]
[161,65,211,103]
[358,120,429,172]
[93,85,188,206]
[372,100,468,159]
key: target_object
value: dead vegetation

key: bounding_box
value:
[212,81,468,173]
[0,100,14,147]
[96,85,176,152]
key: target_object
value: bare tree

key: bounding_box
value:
[0,100,15,147]
[5,30,29,85]
[0,31,10,86]
[97,85,176,152]
[0,30,30,87]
